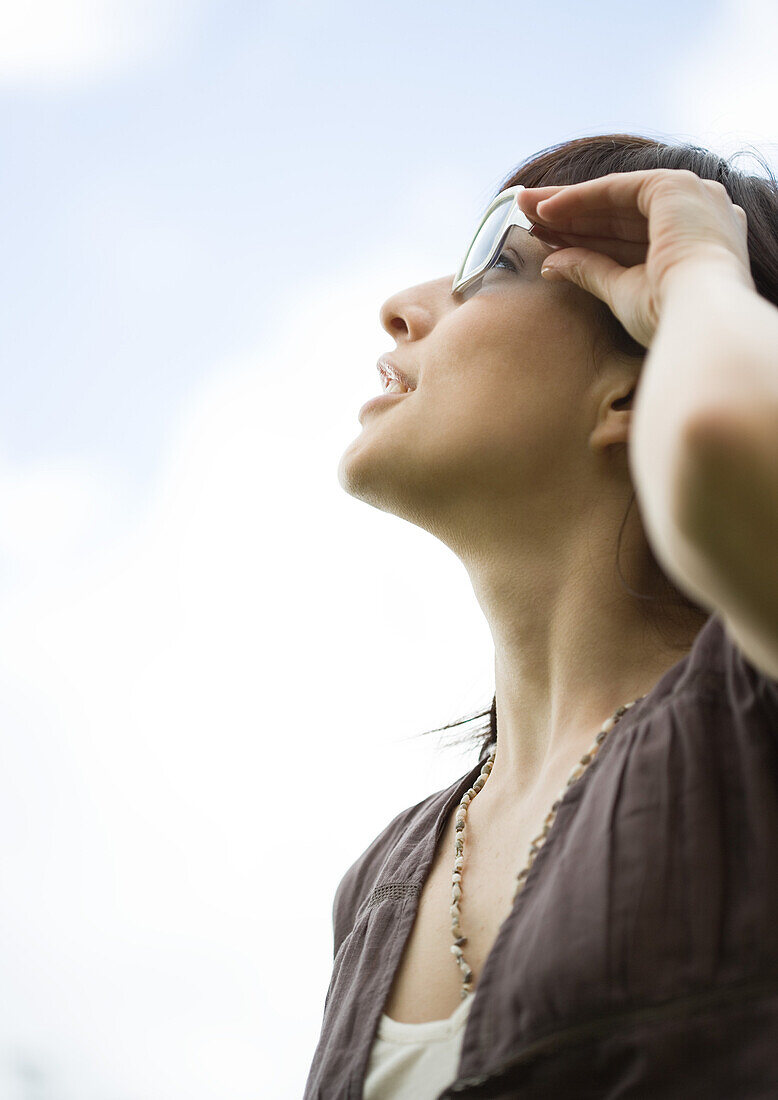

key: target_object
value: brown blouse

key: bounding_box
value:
[303,612,778,1098]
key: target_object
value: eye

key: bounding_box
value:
[492,250,518,273]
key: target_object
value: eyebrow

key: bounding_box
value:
[507,225,557,268]
[502,243,526,269]
[503,227,534,266]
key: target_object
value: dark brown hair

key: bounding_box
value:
[410,131,778,765]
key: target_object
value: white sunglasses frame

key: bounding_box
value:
[452,185,537,295]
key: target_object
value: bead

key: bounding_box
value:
[441,696,640,1009]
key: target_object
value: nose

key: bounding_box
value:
[379,278,449,342]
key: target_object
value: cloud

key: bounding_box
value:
[665,0,778,169]
[0,454,120,568]
[0,233,492,1096]
[0,0,196,89]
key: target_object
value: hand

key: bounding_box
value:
[516,168,756,349]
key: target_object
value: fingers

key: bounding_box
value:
[518,169,744,242]
[540,246,627,310]
[517,170,653,218]
[533,210,650,243]
[520,169,678,218]
[517,179,650,242]
[530,224,649,268]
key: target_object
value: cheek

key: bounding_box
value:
[409,375,573,504]
[440,287,583,390]
[418,306,591,490]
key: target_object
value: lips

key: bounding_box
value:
[376,355,416,394]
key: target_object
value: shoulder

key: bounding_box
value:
[682,611,778,718]
[330,769,473,957]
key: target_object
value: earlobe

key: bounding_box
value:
[589,412,631,455]
[589,382,638,455]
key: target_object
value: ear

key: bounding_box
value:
[589,385,637,454]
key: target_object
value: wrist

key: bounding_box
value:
[660,253,757,307]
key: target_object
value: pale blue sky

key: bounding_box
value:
[1,1,776,1097]
[1,0,716,484]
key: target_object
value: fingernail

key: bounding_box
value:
[541,264,564,280]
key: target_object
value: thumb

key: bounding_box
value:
[541,247,624,308]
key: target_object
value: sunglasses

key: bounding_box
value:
[452,185,538,296]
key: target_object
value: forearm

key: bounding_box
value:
[629,263,778,553]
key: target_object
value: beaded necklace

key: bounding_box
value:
[450,695,647,998]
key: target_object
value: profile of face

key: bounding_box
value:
[337,223,639,561]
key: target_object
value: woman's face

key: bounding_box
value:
[337,225,632,550]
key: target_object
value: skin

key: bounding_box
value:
[337,222,703,826]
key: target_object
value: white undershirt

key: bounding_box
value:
[362,993,474,1099]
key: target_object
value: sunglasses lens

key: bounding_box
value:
[458,197,513,285]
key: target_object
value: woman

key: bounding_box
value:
[304,134,778,1099]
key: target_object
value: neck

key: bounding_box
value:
[458,498,704,813]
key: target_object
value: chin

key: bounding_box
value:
[337,437,385,505]
[336,436,421,519]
